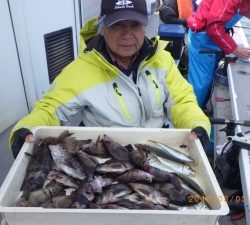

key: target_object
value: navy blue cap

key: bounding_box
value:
[100,0,148,26]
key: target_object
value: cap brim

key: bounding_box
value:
[103,10,148,26]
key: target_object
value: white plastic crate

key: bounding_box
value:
[0,127,229,225]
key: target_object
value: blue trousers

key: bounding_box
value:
[187,30,221,108]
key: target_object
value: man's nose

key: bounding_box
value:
[121,26,133,37]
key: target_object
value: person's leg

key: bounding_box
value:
[187,30,218,108]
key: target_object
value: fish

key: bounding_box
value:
[101,204,128,209]
[42,193,76,208]
[176,173,205,196]
[25,181,65,207]
[117,169,153,183]
[102,135,129,161]
[89,175,113,193]
[123,193,143,203]
[41,130,73,146]
[47,130,85,154]
[115,199,165,210]
[82,135,109,158]
[148,154,176,173]
[127,144,150,171]
[21,139,53,199]
[95,184,132,205]
[60,137,85,154]
[49,144,86,180]
[76,150,98,176]
[148,154,195,177]
[155,183,195,206]
[114,199,142,209]
[43,170,79,189]
[96,160,134,174]
[72,181,95,208]
[129,183,170,206]
[140,140,194,164]
[91,156,111,164]
[149,166,182,190]
[155,155,195,177]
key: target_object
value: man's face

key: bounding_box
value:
[102,20,145,58]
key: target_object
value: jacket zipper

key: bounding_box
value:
[145,70,161,107]
[113,83,132,121]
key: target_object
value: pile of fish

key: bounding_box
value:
[15,130,209,210]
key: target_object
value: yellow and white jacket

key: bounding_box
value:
[10,18,210,145]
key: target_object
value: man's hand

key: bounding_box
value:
[11,128,34,158]
[189,126,211,153]
[233,47,250,59]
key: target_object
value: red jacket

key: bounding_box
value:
[187,0,250,54]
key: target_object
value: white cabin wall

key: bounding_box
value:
[0,0,29,133]
[8,0,81,100]
[0,0,81,132]
[81,0,101,24]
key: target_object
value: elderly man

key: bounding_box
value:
[10,0,210,158]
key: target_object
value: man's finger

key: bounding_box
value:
[189,132,198,140]
[25,134,34,143]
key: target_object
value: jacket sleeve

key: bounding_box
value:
[164,58,211,136]
[9,61,84,147]
[205,0,240,54]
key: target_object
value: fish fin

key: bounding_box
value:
[57,130,73,142]
[137,187,150,196]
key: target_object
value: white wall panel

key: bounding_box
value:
[81,0,101,24]
[9,0,80,100]
[21,0,79,98]
[0,0,28,133]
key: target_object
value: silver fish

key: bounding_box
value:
[49,145,86,180]
[148,154,176,172]
[148,154,194,177]
[145,140,194,164]
[156,155,195,177]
